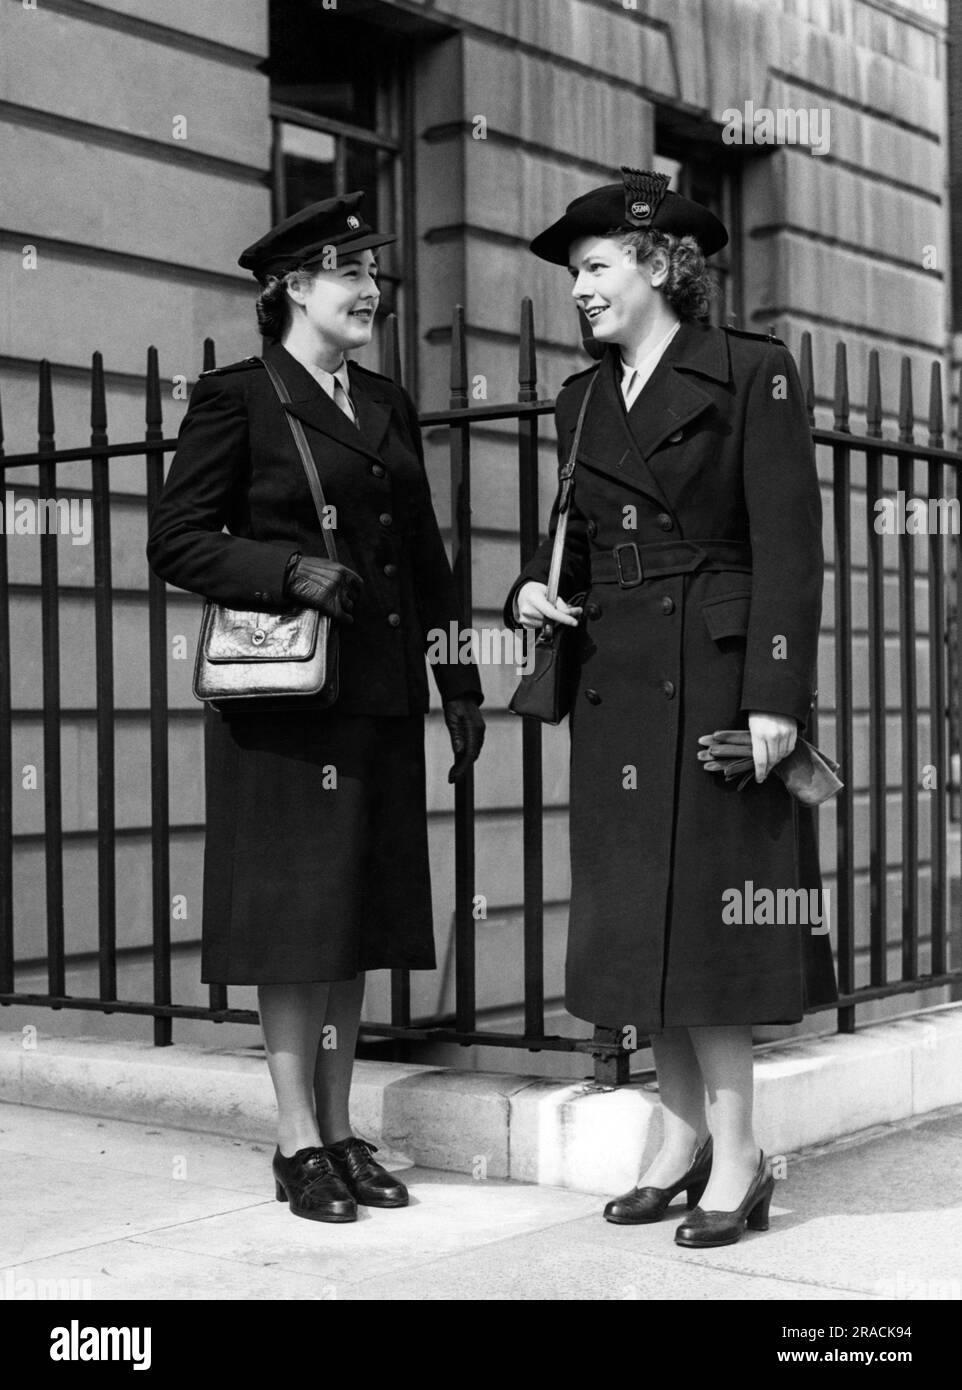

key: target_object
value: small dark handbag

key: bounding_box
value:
[192,357,339,709]
[509,375,597,724]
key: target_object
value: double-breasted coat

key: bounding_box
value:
[147,341,482,984]
[505,321,837,1031]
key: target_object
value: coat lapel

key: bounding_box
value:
[625,324,730,459]
[570,325,733,505]
[572,349,672,508]
[347,363,393,456]
[265,344,388,467]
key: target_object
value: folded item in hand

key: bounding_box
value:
[697,731,844,805]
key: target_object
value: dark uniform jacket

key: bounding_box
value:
[147,341,482,716]
[504,322,836,1030]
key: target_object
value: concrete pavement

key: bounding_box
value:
[1,1099,960,1301]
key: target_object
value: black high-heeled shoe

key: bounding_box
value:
[273,1146,357,1223]
[603,1136,713,1225]
[674,1149,773,1248]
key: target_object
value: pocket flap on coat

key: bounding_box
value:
[701,591,752,641]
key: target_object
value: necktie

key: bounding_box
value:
[332,375,357,426]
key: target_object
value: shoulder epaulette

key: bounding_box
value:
[722,325,786,347]
[200,356,263,377]
[561,361,602,388]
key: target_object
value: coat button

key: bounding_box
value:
[663,680,676,699]
[383,563,398,577]
[584,688,601,705]
[661,595,675,615]
[371,464,385,477]
[585,601,602,620]
[657,513,674,532]
[379,512,393,527]
[586,520,598,539]
[387,612,401,627]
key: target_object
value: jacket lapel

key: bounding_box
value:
[265,344,387,467]
[347,363,393,456]
[572,349,672,508]
[569,326,732,506]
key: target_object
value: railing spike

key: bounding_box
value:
[927,360,944,450]
[519,297,536,402]
[91,352,107,437]
[798,331,815,427]
[38,359,54,452]
[146,347,162,437]
[898,356,914,444]
[381,313,402,386]
[833,340,850,433]
[450,304,467,408]
[202,338,216,373]
[866,349,882,438]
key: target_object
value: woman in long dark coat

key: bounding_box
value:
[147,193,484,1222]
[505,170,835,1247]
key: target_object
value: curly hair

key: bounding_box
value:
[254,266,317,341]
[606,227,715,322]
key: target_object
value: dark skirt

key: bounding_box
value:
[200,706,435,984]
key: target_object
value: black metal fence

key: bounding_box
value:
[1,307,961,1084]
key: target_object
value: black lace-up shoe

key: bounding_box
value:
[273,1146,357,1223]
[326,1136,409,1208]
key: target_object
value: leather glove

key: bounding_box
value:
[697,730,844,805]
[443,696,485,784]
[284,553,363,624]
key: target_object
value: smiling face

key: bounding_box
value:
[568,235,669,350]
[284,247,380,359]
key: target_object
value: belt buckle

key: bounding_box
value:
[614,542,643,588]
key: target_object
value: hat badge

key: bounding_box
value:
[346,215,360,230]
[630,200,651,219]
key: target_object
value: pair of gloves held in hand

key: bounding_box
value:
[699,730,843,806]
[283,553,484,783]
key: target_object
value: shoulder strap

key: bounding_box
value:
[545,372,597,605]
[259,356,339,564]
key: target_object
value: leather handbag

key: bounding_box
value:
[192,356,339,709]
[509,374,597,724]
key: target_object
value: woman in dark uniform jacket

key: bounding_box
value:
[505,170,835,1247]
[147,193,484,1222]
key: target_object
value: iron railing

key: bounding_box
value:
[1,307,961,1083]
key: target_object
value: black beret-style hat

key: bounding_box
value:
[529,167,728,264]
[238,191,396,278]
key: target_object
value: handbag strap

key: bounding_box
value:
[545,370,598,605]
[259,356,339,565]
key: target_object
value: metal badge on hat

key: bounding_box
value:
[620,167,670,227]
[346,215,360,230]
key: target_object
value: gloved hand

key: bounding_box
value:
[285,554,363,624]
[443,696,485,783]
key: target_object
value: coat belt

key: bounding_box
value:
[590,539,753,588]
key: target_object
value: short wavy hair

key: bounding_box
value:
[254,266,318,341]
[606,227,715,322]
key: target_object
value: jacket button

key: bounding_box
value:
[584,688,601,705]
[387,612,401,627]
[383,563,398,577]
[585,601,602,620]
[586,520,598,539]
[661,595,675,615]
[379,512,393,527]
[371,464,385,477]
[657,513,674,532]
[663,680,676,699]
